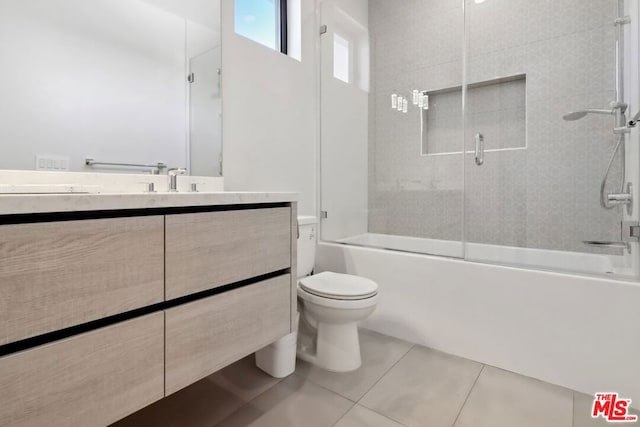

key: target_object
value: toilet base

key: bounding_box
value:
[296,285,378,373]
[297,319,362,372]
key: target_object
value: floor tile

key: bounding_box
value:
[209,355,282,401]
[111,376,247,427]
[334,405,405,427]
[454,366,572,427]
[360,346,483,427]
[215,375,353,427]
[295,329,413,401]
[573,392,640,427]
[111,355,281,427]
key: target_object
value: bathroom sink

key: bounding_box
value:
[0,184,99,194]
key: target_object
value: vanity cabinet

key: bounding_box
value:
[0,200,297,427]
[0,216,165,346]
[165,207,291,299]
[165,274,291,394]
[0,313,165,427]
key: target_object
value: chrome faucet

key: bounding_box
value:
[168,168,187,192]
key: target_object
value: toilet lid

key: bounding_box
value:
[299,272,378,300]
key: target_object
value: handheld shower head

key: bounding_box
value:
[562,111,589,121]
[562,108,615,121]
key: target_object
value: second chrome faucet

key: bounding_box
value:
[168,168,187,192]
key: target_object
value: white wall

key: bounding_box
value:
[331,0,368,27]
[317,242,640,409]
[0,0,188,172]
[221,0,318,214]
[142,0,221,36]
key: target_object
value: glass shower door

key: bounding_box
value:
[319,1,370,243]
[189,47,222,177]
[319,0,466,258]
[463,0,638,277]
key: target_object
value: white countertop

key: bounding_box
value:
[0,192,298,216]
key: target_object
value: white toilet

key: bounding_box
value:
[295,216,378,372]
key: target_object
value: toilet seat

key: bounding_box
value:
[299,272,378,300]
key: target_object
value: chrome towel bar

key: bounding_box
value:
[85,158,167,174]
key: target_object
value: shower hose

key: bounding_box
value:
[601,134,626,209]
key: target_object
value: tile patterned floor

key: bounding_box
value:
[112,330,639,427]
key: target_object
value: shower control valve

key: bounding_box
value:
[607,183,633,215]
[607,193,632,204]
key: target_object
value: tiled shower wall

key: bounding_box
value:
[368,0,622,253]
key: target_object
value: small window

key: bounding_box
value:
[235,0,288,55]
[333,33,350,83]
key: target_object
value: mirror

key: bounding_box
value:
[0,0,222,176]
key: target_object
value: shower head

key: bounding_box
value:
[563,111,589,121]
[562,108,615,121]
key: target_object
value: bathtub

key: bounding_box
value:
[316,238,640,409]
[339,233,633,276]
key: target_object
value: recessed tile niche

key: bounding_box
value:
[422,74,526,155]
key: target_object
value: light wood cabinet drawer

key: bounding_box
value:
[165,207,291,299]
[0,216,164,345]
[0,312,165,427]
[165,275,291,395]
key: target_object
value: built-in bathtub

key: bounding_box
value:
[316,238,640,409]
[339,233,633,276]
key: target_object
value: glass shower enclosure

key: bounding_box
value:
[319,0,640,278]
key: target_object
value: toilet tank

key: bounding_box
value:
[297,216,317,278]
